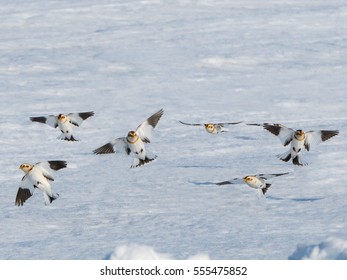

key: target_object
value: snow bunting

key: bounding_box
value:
[216,172,288,195]
[93,109,164,168]
[15,160,67,206]
[248,123,339,166]
[179,120,242,134]
[30,111,94,141]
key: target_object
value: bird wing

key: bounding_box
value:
[136,109,164,143]
[15,175,35,206]
[35,160,67,172]
[178,121,203,126]
[67,111,94,127]
[261,123,295,146]
[30,115,58,128]
[33,161,67,181]
[93,137,130,155]
[255,172,289,180]
[216,121,243,126]
[215,177,245,185]
[304,130,339,151]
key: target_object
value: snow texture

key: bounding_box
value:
[289,238,347,260]
[106,244,210,260]
[0,0,346,260]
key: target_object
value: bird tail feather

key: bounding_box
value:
[131,155,157,168]
[262,183,271,195]
[292,155,307,166]
[44,192,59,205]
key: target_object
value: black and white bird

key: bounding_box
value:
[15,160,67,206]
[179,120,242,134]
[248,123,339,166]
[30,111,94,141]
[93,109,164,168]
[215,172,289,195]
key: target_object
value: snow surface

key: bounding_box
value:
[106,244,210,260]
[289,237,347,260]
[0,0,346,260]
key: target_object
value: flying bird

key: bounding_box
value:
[15,160,67,206]
[179,120,242,134]
[93,109,164,168]
[215,172,289,195]
[30,111,95,141]
[248,123,339,166]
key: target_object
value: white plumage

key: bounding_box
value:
[248,123,339,166]
[179,120,242,134]
[93,109,164,168]
[30,111,94,141]
[15,161,67,206]
[215,173,289,195]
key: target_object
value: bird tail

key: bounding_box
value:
[58,134,78,141]
[65,135,78,141]
[292,155,307,166]
[131,155,157,168]
[262,183,271,195]
[44,192,59,205]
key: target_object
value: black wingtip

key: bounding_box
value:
[78,111,95,120]
[246,123,262,126]
[48,160,67,171]
[30,116,47,124]
[321,130,339,142]
[215,181,231,186]
[93,143,115,154]
[15,187,33,206]
[263,123,283,136]
[147,109,164,129]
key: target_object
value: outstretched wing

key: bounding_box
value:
[35,160,67,172]
[67,111,94,127]
[262,123,295,146]
[93,137,130,155]
[248,123,295,146]
[30,115,58,128]
[215,177,245,185]
[136,109,164,143]
[255,172,289,180]
[179,121,203,127]
[15,175,35,206]
[304,130,339,151]
[216,121,243,126]
[34,161,67,181]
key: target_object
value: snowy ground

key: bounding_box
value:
[0,0,346,260]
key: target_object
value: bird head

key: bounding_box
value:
[127,131,136,138]
[19,163,33,174]
[127,131,139,143]
[243,176,255,183]
[294,129,305,140]
[204,123,215,133]
[58,114,67,123]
